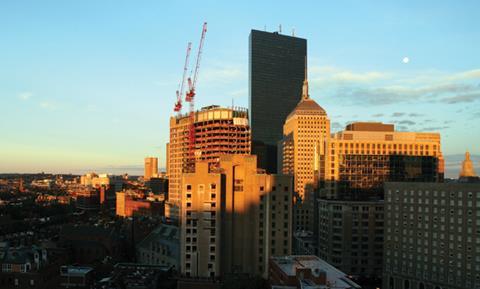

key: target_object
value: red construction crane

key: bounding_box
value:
[186,22,207,167]
[174,42,192,112]
[186,22,207,103]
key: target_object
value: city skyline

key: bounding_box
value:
[1,1,479,177]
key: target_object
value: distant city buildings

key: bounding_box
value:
[144,157,159,181]
[180,155,293,278]
[249,29,307,174]
[383,181,480,289]
[460,151,477,178]
[269,255,361,289]
[167,105,251,220]
[116,189,164,217]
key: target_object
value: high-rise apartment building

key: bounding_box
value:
[249,29,306,173]
[180,155,293,278]
[280,77,330,232]
[383,182,480,289]
[144,157,158,181]
[317,199,384,277]
[167,105,251,220]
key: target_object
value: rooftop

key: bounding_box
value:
[271,255,361,289]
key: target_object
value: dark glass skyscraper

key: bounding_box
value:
[249,30,307,173]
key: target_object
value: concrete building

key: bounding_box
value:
[280,74,330,232]
[116,190,164,217]
[144,157,159,181]
[180,154,293,278]
[249,29,307,174]
[383,182,480,289]
[317,199,384,278]
[136,224,180,269]
[268,255,361,289]
[167,105,251,220]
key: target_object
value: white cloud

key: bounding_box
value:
[39,101,57,110]
[18,92,33,100]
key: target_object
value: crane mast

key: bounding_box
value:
[186,22,207,168]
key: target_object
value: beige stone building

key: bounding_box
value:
[166,105,251,220]
[180,154,292,278]
[279,77,330,232]
[322,122,444,199]
[144,157,158,181]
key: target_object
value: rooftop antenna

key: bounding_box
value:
[279,24,282,33]
[292,27,295,37]
[264,25,266,31]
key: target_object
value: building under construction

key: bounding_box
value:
[166,105,251,220]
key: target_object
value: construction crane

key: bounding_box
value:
[174,42,192,112]
[186,22,207,167]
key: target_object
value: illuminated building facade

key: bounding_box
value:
[167,105,251,220]
[180,155,292,278]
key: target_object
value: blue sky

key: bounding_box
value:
[0,1,479,177]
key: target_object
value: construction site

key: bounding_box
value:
[165,23,252,220]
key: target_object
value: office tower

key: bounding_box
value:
[460,151,477,178]
[144,157,158,181]
[280,76,330,232]
[383,182,480,289]
[180,155,293,278]
[249,29,307,173]
[315,123,443,279]
[269,255,361,289]
[317,199,384,278]
[321,122,444,199]
[167,105,251,220]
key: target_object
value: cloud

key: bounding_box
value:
[441,92,480,104]
[200,65,245,85]
[392,112,405,117]
[398,120,415,125]
[310,66,389,84]
[421,126,449,131]
[408,113,423,117]
[372,113,384,117]
[309,66,480,106]
[39,101,57,110]
[18,92,33,100]
[331,122,344,131]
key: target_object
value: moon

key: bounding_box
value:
[403,57,410,64]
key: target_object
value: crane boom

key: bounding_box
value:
[174,42,192,112]
[186,22,207,102]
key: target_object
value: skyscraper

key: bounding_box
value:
[166,105,251,220]
[280,76,330,232]
[249,29,307,173]
[180,155,293,278]
[144,157,158,181]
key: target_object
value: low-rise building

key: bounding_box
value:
[136,224,180,269]
[269,255,361,289]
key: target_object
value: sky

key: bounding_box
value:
[0,0,479,177]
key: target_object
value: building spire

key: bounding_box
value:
[460,150,477,178]
[302,56,309,100]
